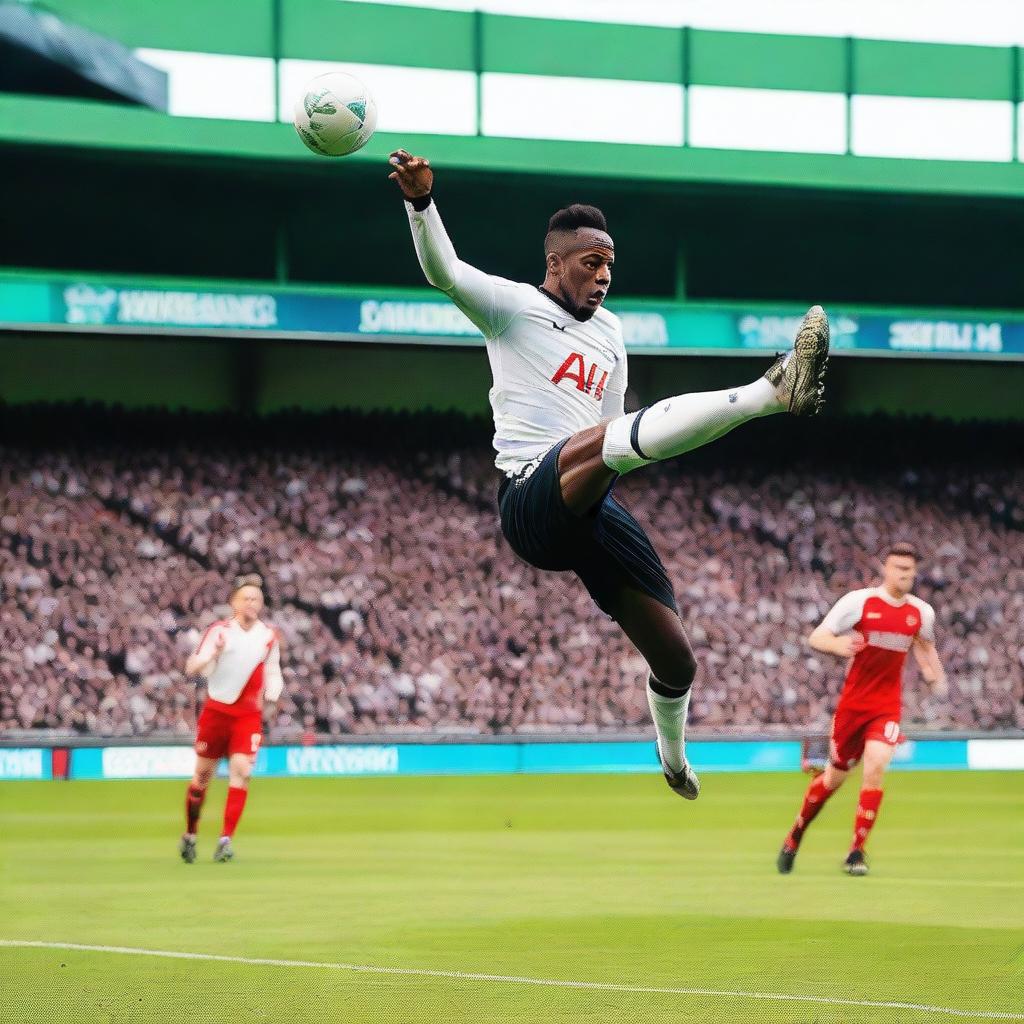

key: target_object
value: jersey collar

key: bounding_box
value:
[873,585,909,607]
[537,286,593,323]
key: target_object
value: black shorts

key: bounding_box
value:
[496,438,677,616]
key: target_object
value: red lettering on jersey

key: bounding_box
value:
[552,352,609,402]
[551,352,587,391]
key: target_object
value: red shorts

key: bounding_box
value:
[194,705,263,761]
[829,706,901,770]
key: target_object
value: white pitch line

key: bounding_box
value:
[1,939,1021,1021]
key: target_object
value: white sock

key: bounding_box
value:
[603,377,782,475]
[647,679,691,773]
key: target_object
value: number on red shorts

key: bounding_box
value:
[250,733,262,754]
[883,721,900,743]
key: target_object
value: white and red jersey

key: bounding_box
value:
[820,587,935,717]
[192,618,283,717]
[406,200,627,476]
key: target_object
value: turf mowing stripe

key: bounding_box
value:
[2,939,1020,1021]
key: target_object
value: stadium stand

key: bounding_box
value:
[1,405,1021,738]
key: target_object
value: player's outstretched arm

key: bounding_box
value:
[388,149,522,339]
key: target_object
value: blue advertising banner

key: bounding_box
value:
[268,740,801,777]
[890,739,968,771]
[54,738,1005,781]
[2,273,1023,360]
[0,748,50,780]
[69,745,269,781]
[516,740,801,774]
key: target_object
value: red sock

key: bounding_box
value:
[185,784,206,834]
[222,786,248,838]
[785,774,837,850]
[852,788,884,851]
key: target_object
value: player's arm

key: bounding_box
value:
[807,624,866,659]
[912,635,947,696]
[807,590,868,659]
[388,149,521,339]
[911,602,947,696]
[185,625,225,677]
[262,630,285,705]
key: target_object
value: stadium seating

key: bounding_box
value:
[1,406,1020,737]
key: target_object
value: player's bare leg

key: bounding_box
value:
[557,424,615,514]
[844,740,895,876]
[777,762,849,874]
[215,753,254,862]
[608,588,700,799]
[601,306,830,476]
[558,432,699,789]
[181,756,216,863]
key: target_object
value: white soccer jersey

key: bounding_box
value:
[193,618,284,706]
[406,200,627,475]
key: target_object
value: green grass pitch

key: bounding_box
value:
[2,771,1021,1023]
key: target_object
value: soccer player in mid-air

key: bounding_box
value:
[777,543,947,875]
[180,574,284,863]
[389,150,830,801]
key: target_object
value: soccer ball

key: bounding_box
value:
[293,72,377,157]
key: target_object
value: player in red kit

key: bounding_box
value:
[777,543,947,876]
[179,574,284,864]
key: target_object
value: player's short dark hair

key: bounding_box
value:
[547,204,608,233]
[885,542,919,562]
[232,572,264,594]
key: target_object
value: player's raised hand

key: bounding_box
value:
[388,149,433,198]
[214,629,227,652]
[834,632,867,658]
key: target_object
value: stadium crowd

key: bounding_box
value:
[1,406,1021,738]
